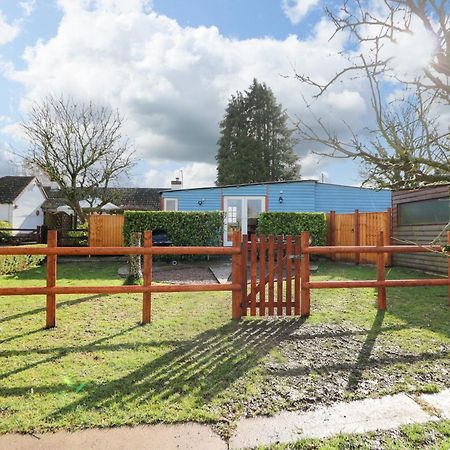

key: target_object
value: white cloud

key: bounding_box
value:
[20,1,36,17]
[0,12,20,46]
[4,1,375,186]
[282,0,319,25]
[326,90,366,114]
[143,162,216,188]
[300,152,328,181]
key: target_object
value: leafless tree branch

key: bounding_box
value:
[21,96,135,222]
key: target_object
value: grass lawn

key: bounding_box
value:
[0,259,448,439]
[261,420,450,449]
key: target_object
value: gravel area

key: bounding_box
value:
[152,261,218,284]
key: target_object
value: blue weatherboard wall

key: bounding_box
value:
[161,181,391,213]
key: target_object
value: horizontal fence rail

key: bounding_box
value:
[303,245,443,254]
[0,284,241,296]
[0,246,241,256]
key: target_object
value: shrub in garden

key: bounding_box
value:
[0,220,12,244]
[67,222,88,246]
[257,212,327,245]
[0,245,46,275]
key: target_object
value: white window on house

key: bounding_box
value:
[227,205,238,224]
[164,198,178,211]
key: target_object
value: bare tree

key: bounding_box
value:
[22,96,135,222]
[295,0,449,188]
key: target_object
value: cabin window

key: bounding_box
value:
[398,198,449,225]
[164,198,178,211]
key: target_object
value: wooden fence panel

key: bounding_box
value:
[89,215,124,247]
[328,210,391,266]
[359,212,390,265]
[333,213,354,262]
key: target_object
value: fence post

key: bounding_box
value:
[46,230,57,329]
[241,234,248,316]
[231,231,242,320]
[329,211,336,261]
[377,231,387,310]
[386,208,393,266]
[300,232,311,317]
[448,231,450,308]
[142,230,152,324]
[354,209,360,265]
[294,235,301,316]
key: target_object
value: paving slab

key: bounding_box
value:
[420,389,450,419]
[0,423,227,450]
[229,393,434,449]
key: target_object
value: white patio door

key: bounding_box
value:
[224,196,265,245]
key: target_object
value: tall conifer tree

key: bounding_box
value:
[216,79,299,185]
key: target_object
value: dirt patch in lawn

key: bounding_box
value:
[211,320,450,438]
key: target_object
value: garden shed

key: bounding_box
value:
[161,180,391,245]
[392,184,450,274]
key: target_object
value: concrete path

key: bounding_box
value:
[229,393,440,449]
[1,423,227,450]
[1,389,449,450]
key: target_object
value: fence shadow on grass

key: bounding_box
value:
[34,318,303,422]
[346,310,385,392]
[0,295,103,326]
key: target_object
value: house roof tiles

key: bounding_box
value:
[42,187,166,211]
[0,176,36,204]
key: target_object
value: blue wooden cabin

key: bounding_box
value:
[161,180,391,245]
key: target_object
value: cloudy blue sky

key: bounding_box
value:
[0,0,433,188]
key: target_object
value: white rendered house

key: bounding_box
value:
[0,176,46,232]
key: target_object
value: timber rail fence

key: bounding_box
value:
[298,231,450,312]
[0,230,448,329]
[0,230,243,328]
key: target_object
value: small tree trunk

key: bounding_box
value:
[125,232,143,285]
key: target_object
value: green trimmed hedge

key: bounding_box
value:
[0,245,46,275]
[124,211,224,259]
[67,222,88,246]
[257,212,327,245]
[0,220,12,244]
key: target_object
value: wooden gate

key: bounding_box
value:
[241,234,304,317]
[88,214,124,247]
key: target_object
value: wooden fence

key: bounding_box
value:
[0,228,40,245]
[0,230,241,328]
[327,209,392,265]
[299,231,450,311]
[84,210,392,258]
[88,214,124,247]
[0,230,448,329]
